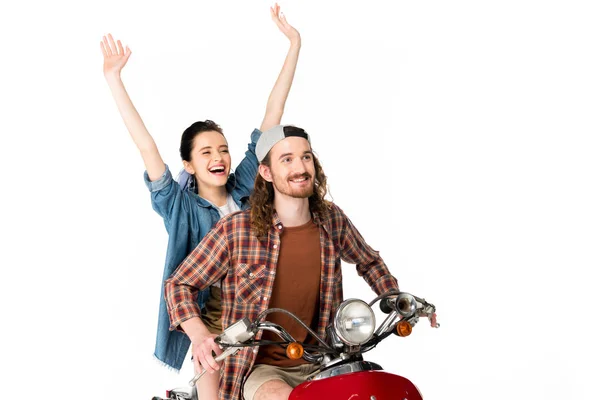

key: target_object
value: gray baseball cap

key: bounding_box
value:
[256,125,311,162]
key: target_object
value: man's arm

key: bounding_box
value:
[337,206,400,294]
[101,34,166,181]
[181,317,223,374]
[260,3,301,132]
[164,220,231,373]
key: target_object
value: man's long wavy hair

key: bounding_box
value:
[250,148,331,238]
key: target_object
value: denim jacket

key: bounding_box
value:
[144,128,261,370]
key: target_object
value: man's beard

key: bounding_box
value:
[272,172,314,198]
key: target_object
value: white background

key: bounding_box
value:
[1,0,599,399]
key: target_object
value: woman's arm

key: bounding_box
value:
[101,34,166,181]
[260,3,302,132]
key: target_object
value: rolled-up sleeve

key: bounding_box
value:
[144,164,173,192]
[164,221,231,330]
[143,165,187,226]
[230,129,261,199]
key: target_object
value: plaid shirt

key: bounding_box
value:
[165,203,399,400]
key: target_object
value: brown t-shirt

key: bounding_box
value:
[255,219,322,367]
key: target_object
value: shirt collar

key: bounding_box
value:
[270,208,330,233]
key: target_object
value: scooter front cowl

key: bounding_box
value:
[289,370,423,400]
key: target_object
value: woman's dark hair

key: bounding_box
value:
[179,120,224,161]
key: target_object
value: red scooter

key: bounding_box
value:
[154,290,439,400]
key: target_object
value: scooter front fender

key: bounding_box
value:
[289,370,423,400]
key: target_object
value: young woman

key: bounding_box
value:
[101,4,301,399]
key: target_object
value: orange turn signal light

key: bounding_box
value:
[286,342,304,360]
[396,320,413,337]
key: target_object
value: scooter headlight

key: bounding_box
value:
[333,299,376,346]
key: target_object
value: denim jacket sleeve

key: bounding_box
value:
[144,165,188,229]
[228,128,261,202]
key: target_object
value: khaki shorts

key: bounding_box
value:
[243,363,320,400]
[201,286,223,335]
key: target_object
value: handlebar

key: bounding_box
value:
[187,292,438,387]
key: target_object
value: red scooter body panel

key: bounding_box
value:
[289,370,423,400]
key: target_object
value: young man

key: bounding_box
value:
[165,125,400,400]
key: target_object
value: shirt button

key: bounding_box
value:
[253,349,258,354]
[277,225,282,229]
[270,271,275,275]
[273,244,278,249]
[263,296,268,301]
[249,272,253,277]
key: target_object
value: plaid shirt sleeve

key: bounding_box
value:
[164,219,231,331]
[336,206,400,295]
